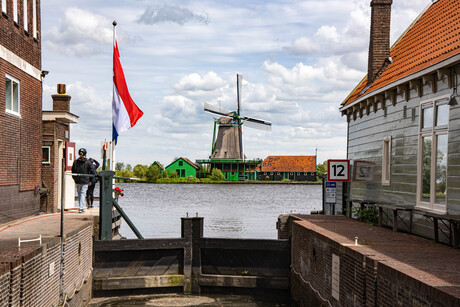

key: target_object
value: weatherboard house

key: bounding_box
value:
[259,156,316,181]
[165,157,200,178]
[340,0,460,240]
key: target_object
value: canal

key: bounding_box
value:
[113,183,322,239]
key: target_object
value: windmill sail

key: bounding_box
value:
[203,74,271,160]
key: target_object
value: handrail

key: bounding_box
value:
[68,173,140,181]
[112,199,144,239]
[18,235,41,247]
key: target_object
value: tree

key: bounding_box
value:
[133,164,148,180]
[146,165,161,182]
[125,164,133,172]
[209,168,224,181]
[115,162,124,171]
[316,161,327,177]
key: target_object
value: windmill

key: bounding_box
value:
[204,74,271,160]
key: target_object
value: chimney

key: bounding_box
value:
[367,0,392,85]
[52,84,71,111]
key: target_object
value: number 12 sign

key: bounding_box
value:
[327,159,350,182]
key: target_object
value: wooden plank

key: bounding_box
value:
[94,238,188,251]
[200,238,290,251]
[198,274,289,289]
[93,274,185,290]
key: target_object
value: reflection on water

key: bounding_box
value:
[115,183,321,239]
[207,218,244,233]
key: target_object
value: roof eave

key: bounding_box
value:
[340,53,460,112]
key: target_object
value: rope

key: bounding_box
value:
[291,265,333,307]
[60,268,93,306]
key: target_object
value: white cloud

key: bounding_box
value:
[137,4,208,25]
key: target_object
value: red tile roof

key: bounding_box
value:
[181,157,200,170]
[342,0,460,107]
[262,156,316,172]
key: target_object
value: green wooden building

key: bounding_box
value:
[165,157,200,178]
[195,158,262,181]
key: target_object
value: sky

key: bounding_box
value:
[41,0,430,167]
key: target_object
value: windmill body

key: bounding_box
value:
[211,116,245,160]
[198,74,271,181]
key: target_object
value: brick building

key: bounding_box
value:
[41,84,78,213]
[0,0,43,223]
[259,156,317,181]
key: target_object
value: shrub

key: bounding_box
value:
[352,206,378,226]
[209,168,225,181]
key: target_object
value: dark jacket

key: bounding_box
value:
[72,157,93,184]
[88,158,100,185]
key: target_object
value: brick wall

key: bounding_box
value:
[0,0,42,223]
[0,0,41,68]
[0,263,10,305]
[368,0,392,83]
[0,223,93,307]
[291,221,460,306]
[41,119,71,213]
[63,226,93,306]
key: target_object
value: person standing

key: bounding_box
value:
[86,158,100,208]
[72,148,93,213]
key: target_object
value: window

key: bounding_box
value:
[270,172,273,175]
[382,136,391,185]
[32,0,36,38]
[297,172,301,175]
[5,74,20,115]
[13,0,17,23]
[417,96,449,212]
[181,169,185,177]
[178,160,183,166]
[176,170,180,176]
[23,0,27,31]
[277,172,280,175]
[2,0,6,14]
[263,172,267,175]
[304,172,308,175]
[42,146,50,164]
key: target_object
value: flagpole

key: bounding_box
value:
[112,20,117,172]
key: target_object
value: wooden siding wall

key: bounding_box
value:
[347,69,460,238]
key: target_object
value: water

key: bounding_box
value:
[114,183,322,239]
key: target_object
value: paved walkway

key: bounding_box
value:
[293,214,460,299]
[0,208,98,257]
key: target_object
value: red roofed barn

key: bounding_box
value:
[340,0,460,241]
[259,156,317,181]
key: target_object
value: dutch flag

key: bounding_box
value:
[112,35,143,145]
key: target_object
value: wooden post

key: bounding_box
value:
[99,170,115,240]
[181,216,203,294]
[392,210,398,231]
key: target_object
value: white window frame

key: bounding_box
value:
[42,146,51,164]
[13,0,17,23]
[2,0,6,14]
[32,0,36,39]
[382,136,391,186]
[5,74,20,116]
[23,0,28,32]
[416,94,450,213]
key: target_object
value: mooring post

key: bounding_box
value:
[99,170,115,240]
[181,216,203,294]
